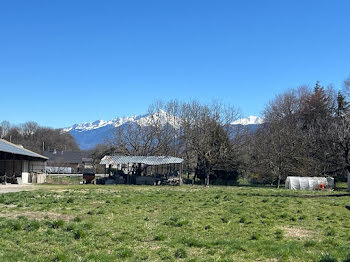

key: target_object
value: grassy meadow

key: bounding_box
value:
[0,184,350,261]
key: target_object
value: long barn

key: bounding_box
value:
[0,139,48,184]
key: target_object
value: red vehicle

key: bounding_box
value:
[83,171,95,184]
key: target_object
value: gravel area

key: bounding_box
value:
[0,184,35,194]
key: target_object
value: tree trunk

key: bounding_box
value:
[205,173,210,187]
[277,175,281,189]
[179,165,183,186]
[347,168,350,192]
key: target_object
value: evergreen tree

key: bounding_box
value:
[337,91,350,116]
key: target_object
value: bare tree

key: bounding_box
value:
[0,121,79,153]
[110,100,240,186]
[0,121,10,138]
[179,101,239,186]
[344,76,350,94]
[249,83,346,187]
[250,88,310,187]
[111,109,173,156]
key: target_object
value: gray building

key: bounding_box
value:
[43,150,92,173]
[0,139,48,184]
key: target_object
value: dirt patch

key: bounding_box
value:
[0,185,35,194]
[48,189,90,193]
[283,226,313,239]
[46,189,74,193]
[0,211,74,221]
[0,204,17,208]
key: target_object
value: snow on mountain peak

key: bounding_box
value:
[64,113,264,133]
[232,116,264,125]
[63,110,180,133]
[63,119,113,132]
[64,112,264,150]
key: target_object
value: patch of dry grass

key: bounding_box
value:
[0,211,74,221]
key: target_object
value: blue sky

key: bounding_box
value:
[1,0,349,128]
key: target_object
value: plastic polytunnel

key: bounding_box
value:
[285,176,334,190]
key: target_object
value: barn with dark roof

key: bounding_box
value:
[43,150,92,173]
[0,139,48,184]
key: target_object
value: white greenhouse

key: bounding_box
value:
[285,176,334,190]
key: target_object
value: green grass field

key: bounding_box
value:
[0,184,350,261]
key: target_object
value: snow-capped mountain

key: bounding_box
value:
[64,110,180,150]
[64,112,262,150]
[231,116,264,125]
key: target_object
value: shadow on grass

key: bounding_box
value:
[237,182,349,198]
[237,192,350,198]
[237,183,277,188]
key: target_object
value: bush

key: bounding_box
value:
[50,219,65,229]
[65,223,77,232]
[116,247,133,258]
[182,238,204,248]
[25,220,40,231]
[83,222,93,230]
[174,248,187,259]
[221,217,229,223]
[204,225,211,230]
[73,216,82,222]
[303,240,316,247]
[343,254,350,262]
[239,217,246,223]
[11,220,22,231]
[275,229,283,240]
[210,170,239,186]
[326,227,336,236]
[164,216,189,227]
[52,252,68,262]
[74,229,86,240]
[250,232,260,240]
[154,234,167,241]
[318,253,337,262]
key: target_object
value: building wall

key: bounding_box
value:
[23,160,29,172]
[0,159,46,184]
[46,163,79,173]
[30,161,46,173]
[0,160,22,175]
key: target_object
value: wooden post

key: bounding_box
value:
[4,157,6,183]
[12,154,15,183]
[180,163,183,185]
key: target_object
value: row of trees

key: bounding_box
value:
[0,121,79,153]
[249,79,350,187]
[3,77,349,187]
[91,100,247,185]
[90,77,350,186]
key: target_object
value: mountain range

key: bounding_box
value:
[64,111,263,150]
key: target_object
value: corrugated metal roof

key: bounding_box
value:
[0,139,48,160]
[100,155,183,166]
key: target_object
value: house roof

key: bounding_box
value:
[0,139,48,160]
[43,150,86,164]
[100,155,184,166]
